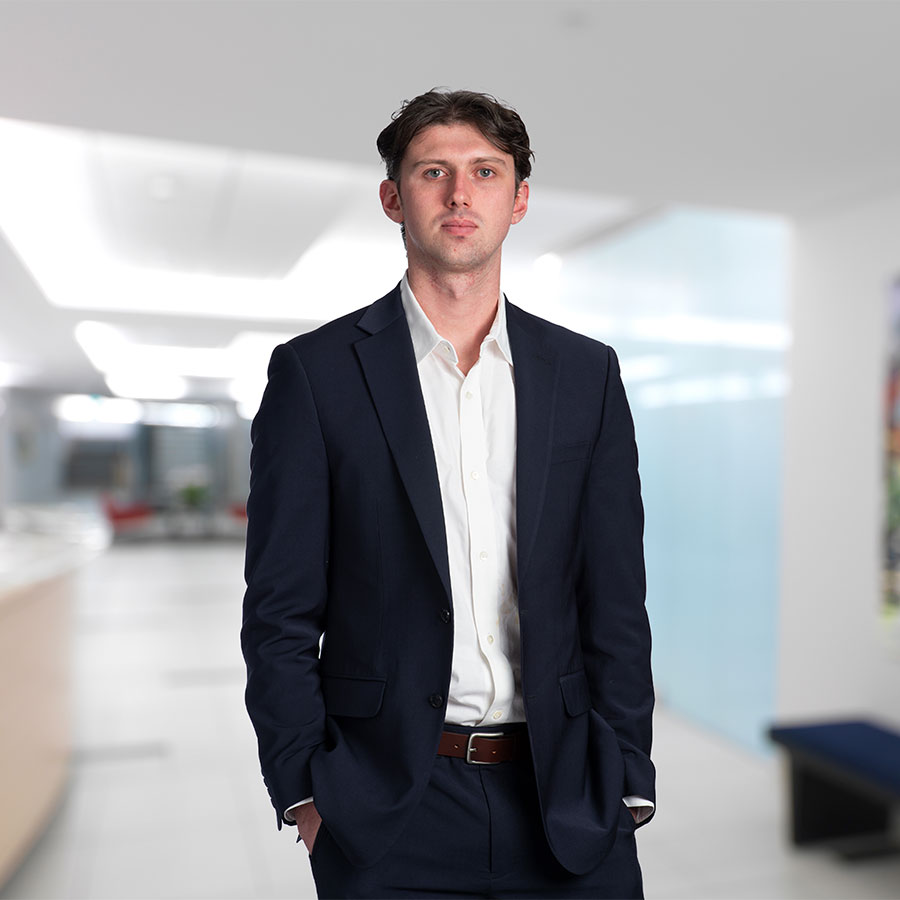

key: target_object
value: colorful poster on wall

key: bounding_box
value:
[884,278,900,636]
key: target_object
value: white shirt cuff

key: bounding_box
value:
[283,797,314,824]
[623,795,654,824]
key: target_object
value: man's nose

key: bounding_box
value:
[447,173,471,208]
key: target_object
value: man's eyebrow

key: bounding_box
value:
[410,156,510,169]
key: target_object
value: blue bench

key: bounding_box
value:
[769,720,900,856]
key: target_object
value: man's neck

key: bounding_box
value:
[407,266,501,375]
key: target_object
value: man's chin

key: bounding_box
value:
[411,245,497,276]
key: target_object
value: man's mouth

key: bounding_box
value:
[441,219,477,235]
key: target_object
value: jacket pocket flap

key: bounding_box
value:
[551,441,591,464]
[559,669,591,717]
[322,674,386,718]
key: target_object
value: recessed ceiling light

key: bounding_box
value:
[54,394,142,424]
[105,371,188,401]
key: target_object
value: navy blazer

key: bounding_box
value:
[241,285,654,875]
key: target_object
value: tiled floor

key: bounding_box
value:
[2,542,899,899]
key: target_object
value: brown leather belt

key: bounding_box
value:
[437,730,525,764]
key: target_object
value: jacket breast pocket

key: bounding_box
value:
[321,674,386,718]
[559,669,591,717]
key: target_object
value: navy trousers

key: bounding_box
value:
[308,725,644,899]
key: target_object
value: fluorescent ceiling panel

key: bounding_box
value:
[0,117,404,322]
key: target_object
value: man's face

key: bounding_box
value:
[379,122,528,277]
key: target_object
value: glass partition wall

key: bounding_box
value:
[512,207,790,751]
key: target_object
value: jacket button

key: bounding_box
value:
[428,693,444,709]
[440,608,451,623]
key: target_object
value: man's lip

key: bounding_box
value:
[442,219,477,232]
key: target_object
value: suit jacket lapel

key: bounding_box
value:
[354,288,453,602]
[507,301,559,586]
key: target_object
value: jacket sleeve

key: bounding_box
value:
[241,342,330,827]
[578,345,656,814]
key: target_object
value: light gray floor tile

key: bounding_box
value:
[2,542,899,900]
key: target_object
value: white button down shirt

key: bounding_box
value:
[400,275,524,726]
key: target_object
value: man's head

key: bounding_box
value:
[377,89,533,189]
[377,90,532,271]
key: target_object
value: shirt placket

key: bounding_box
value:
[458,357,512,725]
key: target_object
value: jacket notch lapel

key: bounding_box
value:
[354,294,453,602]
[507,303,559,587]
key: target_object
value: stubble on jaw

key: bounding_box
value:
[399,186,523,292]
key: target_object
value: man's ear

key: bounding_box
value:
[380,179,404,224]
[511,181,529,225]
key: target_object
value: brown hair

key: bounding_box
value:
[376,89,534,186]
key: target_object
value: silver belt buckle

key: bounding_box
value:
[466,731,505,764]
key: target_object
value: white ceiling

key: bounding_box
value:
[0,0,898,400]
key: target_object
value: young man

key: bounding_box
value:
[242,89,655,898]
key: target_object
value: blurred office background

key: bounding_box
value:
[0,1,899,897]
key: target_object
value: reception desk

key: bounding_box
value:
[0,527,102,887]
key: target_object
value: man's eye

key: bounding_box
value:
[477,168,494,178]
[425,169,443,178]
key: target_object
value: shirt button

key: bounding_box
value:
[470,470,479,480]
[429,693,444,709]
[479,550,488,560]
[440,608,451,623]
[465,391,473,399]
[492,711,503,720]
[487,634,494,645]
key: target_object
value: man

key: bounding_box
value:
[242,89,655,898]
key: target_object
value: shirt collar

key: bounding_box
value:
[399,273,513,367]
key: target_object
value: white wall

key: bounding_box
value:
[779,188,900,725]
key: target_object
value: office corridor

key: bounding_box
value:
[2,542,898,900]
